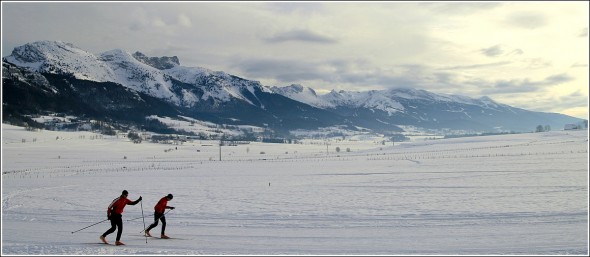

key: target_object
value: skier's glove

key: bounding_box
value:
[170,207,175,210]
[138,196,142,201]
[107,214,111,220]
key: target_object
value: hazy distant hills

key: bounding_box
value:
[2,41,584,136]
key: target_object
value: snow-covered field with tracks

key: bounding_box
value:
[2,124,588,255]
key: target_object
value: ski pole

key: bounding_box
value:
[140,198,147,244]
[130,209,172,222]
[71,219,108,234]
[127,212,155,221]
[138,209,173,233]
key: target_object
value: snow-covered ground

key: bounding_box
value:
[2,124,588,255]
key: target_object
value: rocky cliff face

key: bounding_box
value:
[132,51,180,70]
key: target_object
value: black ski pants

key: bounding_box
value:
[146,212,166,235]
[102,213,123,241]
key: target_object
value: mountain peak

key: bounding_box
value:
[280,84,316,95]
[4,40,117,82]
[270,84,332,108]
[132,51,180,70]
[7,40,86,66]
[479,96,494,102]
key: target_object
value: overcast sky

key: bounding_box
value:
[2,1,588,119]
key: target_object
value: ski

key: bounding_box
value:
[82,242,117,246]
[131,234,186,240]
[130,234,187,240]
[155,237,186,240]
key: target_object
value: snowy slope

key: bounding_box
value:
[323,89,406,115]
[270,84,336,108]
[99,49,185,105]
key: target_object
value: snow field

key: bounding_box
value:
[2,125,588,255]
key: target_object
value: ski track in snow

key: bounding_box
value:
[2,125,588,255]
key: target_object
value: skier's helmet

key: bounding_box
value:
[167,194,173,200]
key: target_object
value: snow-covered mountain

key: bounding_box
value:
[270,84,336,109]
[271,86,508,116]
[3,40,585,135]
[4,41,273,109]
[270,84,583,132]
[5,41,118,83]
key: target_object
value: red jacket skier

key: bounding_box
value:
[145,194,175,239]
[100,190,142,245]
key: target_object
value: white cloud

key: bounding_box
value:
[265,29,337,44]
[177,14,192,28]
[153,17,167,28]
[504,12,548,29]
[578,27,588,37]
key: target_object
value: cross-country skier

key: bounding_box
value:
[145,193,175,239]
[100,190,142,245]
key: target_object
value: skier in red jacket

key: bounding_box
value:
[145,194,175,239]
[100,190,142,245]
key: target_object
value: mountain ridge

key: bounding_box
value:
[3,40,585,136]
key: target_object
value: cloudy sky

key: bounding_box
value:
[2,1,588,119]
